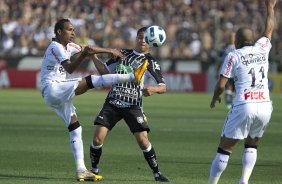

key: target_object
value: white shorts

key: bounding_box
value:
[42,78,81,127]
[221,102,273,139]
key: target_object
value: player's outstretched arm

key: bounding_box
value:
[62,48,89,74]
[263,0,277,40]
[142,85,166,97]
[91,54,110,75]
[87,46,124,59]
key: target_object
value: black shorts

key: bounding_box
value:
[94,102,150,133]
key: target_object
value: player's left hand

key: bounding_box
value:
[210,97,221,108]
[82,46,92,55]
[142,86,155,97]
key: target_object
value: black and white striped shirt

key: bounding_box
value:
[105,49,165,108]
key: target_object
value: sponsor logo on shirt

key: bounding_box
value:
[47,66,54,70]
[241,54,266,66]
[244,91,265,100]
[109,99,131,108]
[112,86,138,98]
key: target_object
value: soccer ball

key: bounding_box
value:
[145,26,166,47]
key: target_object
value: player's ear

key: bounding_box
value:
[57,29,62,36]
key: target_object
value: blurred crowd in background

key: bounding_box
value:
[1,0,281,71]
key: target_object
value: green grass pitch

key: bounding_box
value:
[0,89,281,184]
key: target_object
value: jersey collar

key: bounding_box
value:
[133,50,145,56]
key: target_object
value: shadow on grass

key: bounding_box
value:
[0,174,70,181]
[162,160,282,167]
[0,174,155,183]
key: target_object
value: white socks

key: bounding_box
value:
[208,153,230,184]
[239,148,257,184]
[69,126,87,172]
[208,147,257,184]
[91,73,134,88]
[225,89,233,95]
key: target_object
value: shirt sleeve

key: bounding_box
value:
[67,42,82,56]
[220,53,235,78]
[254,36,272,53]
[146,58,166,85]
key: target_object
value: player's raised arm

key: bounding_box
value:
[263,0,277,40]
[87,46,124,59]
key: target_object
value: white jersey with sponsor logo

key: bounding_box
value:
[220,36,271,106]
[40,39,81,90]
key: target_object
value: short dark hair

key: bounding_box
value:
[137,27,148,36]
[235,27,254,49]
[54,19,70,36]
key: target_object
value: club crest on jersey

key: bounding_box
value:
[137,116,144,124]
[153,61,160,70]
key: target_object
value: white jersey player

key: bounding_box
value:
[40,19,147,182]
[41,41,82,87]
[221,36,271,106]
[208,0,276,184]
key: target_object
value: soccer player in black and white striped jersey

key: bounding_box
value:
[89,27,169,182]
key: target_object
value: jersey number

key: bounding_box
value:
[248,66,265,87]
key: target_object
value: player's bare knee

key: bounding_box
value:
[137,139,150,150]
[245,136,260,146]
[93,138,104,146]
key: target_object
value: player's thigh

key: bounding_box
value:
[249,102,273,139]
[45,79,80,106]
[222,104,254,139]
[51,101,77,127]
[122,107,150,133]
[94,102,122,130]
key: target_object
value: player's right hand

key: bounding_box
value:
[110,49,125,60]
[210,97,221,108]
[266,0,277,7]
[82,46,94,55]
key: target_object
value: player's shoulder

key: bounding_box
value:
[145,53,157,62]
[144,53,162,71]
[67,42,82,51]
[121,49,133,55]
[48,39,65,52]
[224,49,240,64]
[254,36,271,49]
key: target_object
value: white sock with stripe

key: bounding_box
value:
[239,147,257,184]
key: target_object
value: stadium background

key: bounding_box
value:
[1,0,282,92]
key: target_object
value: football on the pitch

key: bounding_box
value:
[145,26,166,47]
